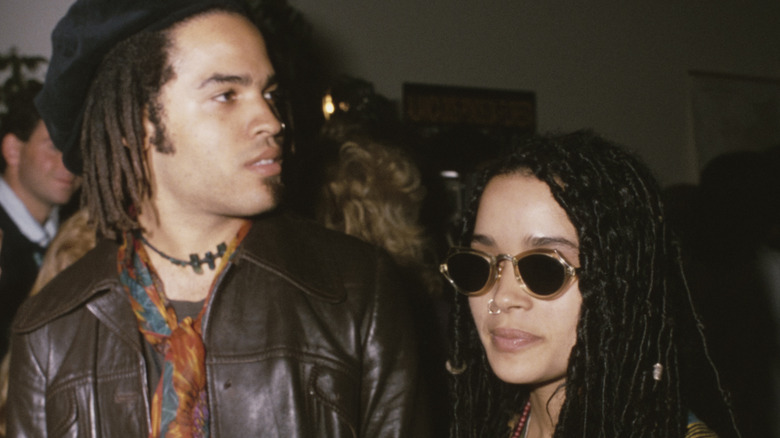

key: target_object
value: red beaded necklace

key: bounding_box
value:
[510,400,532,438]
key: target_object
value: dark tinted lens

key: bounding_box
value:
[446,252,491,293]
[516,254,566,295]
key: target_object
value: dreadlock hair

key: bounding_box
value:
[448,130,740,438]
[79,28,172,240]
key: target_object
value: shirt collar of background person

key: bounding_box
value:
[0,177,58,246]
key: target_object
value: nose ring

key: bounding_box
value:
[487,299,501,315]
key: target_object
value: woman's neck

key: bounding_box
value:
[525,378,566,438]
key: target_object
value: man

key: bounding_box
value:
[0,81,78,359]
[7,1,428,436]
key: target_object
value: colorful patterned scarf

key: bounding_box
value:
[118,223,251,438]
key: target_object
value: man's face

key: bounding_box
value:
[144,12,283,221]
[17,120,79,208]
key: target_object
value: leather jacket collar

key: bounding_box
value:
[13,211,348,335]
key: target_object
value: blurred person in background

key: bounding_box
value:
[0,80,78,360]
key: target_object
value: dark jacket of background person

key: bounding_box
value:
[0,208,44,356]
[670,149,780,437]
[7,212,428,437]
[0,81,78,360]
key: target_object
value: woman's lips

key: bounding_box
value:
[490,327,542,352]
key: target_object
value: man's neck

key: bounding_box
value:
[139,212,246,258]
[137,207,247,302]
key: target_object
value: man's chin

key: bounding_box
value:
[47,193,78,207]
[225,176,285,219]
[265,174,284,206]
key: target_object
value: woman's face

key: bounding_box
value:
[469,173,582,387]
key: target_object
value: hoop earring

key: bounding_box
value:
[445,360,467,375]
[487,298,501,315]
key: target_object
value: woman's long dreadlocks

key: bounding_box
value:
[448,130,740,437]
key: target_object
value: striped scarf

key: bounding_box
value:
[118,223,250,437]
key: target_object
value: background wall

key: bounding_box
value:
[0,0,71,61]
[2,0,779,185]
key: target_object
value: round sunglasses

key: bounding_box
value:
[439,247,579,299]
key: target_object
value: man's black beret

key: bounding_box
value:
[35,0,247,174]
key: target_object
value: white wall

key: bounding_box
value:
[0,0,71,77]
[3,0,779,185]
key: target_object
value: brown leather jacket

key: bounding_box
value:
[7,212,429,437]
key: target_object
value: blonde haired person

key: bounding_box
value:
[27,209,95,298]
[317,139,431,276]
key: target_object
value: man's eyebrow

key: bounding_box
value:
[198,73,251,89]
[198,73,278,90]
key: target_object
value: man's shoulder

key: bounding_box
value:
[12,239,120,334]
[247,211,379,256]
[242,211,393,302]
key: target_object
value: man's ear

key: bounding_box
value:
[1,133,24,169]
[142,106,155,152]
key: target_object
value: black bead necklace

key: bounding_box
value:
[139,234,227,275]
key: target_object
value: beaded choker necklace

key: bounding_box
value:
[138,234,227,275]
[510,401,532,438]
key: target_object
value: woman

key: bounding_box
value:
[441,131,740,437]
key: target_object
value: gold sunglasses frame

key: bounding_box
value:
[439,247,579,299]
